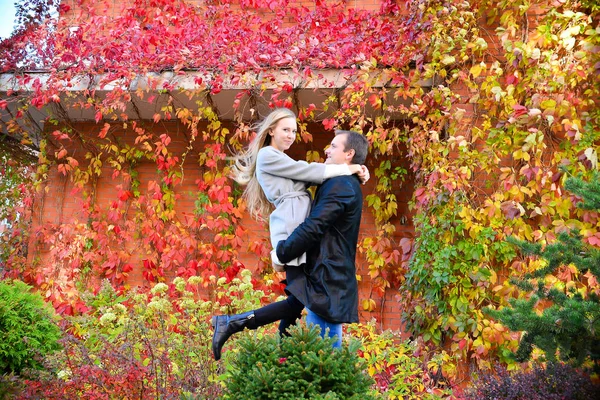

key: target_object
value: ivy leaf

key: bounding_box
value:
[441,55,455,65]
[588,234,600,247]
[98,123,110,138]
[584,148,597,169]
[469,64,482,78]
[500,201,524,220]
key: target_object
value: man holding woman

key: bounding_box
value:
[211,108,368,360]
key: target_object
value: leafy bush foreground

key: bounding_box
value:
[466,362,600,400]
[0,280,61,375]
[0,276,458,399]
[4,275,597,399]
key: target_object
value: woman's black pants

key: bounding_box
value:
[253,294,304,335]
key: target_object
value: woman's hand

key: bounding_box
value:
[273,262,286,273]
[357,165,370,184]
[349,164,369,184]
[271,249,285,272]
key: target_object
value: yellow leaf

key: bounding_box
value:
[362,298,376,312]
[489,270,497,285]
[362,299,370,311]
[470,64,482,78]
[441,55,455,65]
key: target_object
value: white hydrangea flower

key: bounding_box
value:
[188,276,203,285]
[199,301,212,312]
[132,293,146,303]
[241,269,252,282]
[151,282,169,295]
[57,369,72,380]
[148,297,171,312]
[99,312,117,325]
[180,299,196,310]
[173,277,186,291]
[114,303,127,313]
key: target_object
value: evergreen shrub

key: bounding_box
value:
[223,324,376,399]
[488,172,600,369]
[0,279,61,374]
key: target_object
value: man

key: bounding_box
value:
[212,130,368,359]
[274,130,368,346]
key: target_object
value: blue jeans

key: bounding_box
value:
[306,309,342,348]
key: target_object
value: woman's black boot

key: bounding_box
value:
[211,311,256,360]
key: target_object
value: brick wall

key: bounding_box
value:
[30,0,543,335]
[31,119,414,333]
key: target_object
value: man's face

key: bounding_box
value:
[325,134,353,165]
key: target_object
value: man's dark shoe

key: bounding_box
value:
[211,311,256,360]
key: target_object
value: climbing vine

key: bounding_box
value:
[0,0,599,378]
[397,0,600,371]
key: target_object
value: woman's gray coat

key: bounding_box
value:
[256,146,326,266]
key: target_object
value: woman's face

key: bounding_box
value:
[269,117,297,152]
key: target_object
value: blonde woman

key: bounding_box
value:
[211,108,368,360]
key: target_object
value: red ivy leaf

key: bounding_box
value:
[98,123,110,138]
[500,201,524,220]
[322,118,336,131]
[587,234,600,247]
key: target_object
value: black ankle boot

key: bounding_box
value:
[211,311,256,360]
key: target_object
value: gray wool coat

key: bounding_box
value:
[256,146,349,266]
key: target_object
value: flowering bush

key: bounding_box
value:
[346,322,454,399]
[15,273,280,399]
[2,274,464,398]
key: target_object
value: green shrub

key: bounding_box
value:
[222,324,377,399]
[488,173,600,369]
[0,279,61,374]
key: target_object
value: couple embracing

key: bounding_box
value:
[212,108,369,360]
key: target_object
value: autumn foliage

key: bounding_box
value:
[1,0,599,385]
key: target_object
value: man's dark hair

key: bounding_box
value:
[335,130,369,164]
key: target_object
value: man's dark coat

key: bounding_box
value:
[276,174,363,324]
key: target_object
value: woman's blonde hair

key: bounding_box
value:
[231,108,297,221]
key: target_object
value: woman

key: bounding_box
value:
[211,108,368,360]
[232,107,367,270]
